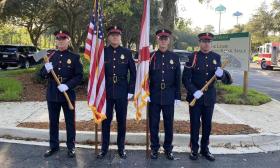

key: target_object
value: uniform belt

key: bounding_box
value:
[108,75,127,83]
[51,77,68,83]
[157,82,170,90]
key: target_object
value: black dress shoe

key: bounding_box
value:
[189,152,198,160]
[165,151,174,160]
[44,148,59,158]
[118,150,127,159]
[97,151,107,159]
[200,151,215,161]
[68,149,76,158]
[150,150,158,160]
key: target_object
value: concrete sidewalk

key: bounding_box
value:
[1,100,280,154]
[1,100,280,133]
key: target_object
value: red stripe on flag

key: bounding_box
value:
[139,0,148,39]
[87,44,98,102]
[139,46,150,61]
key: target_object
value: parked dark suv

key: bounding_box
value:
[0,45,39,70]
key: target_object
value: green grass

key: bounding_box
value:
[0,65,41,101]
[217,82,271,105]
[0,65,40,78]
[0,77,23,101]
[80,53,90,82]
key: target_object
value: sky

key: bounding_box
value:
[177,0,274,33]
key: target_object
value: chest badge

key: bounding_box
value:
[213,59,217,65]
[121,54,125,60]
[67,59,72,64]
[170,59,174,65]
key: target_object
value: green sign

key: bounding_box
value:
[212,32,250,71]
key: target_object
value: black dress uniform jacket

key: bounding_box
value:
[104,45,136,99]
[149,50,181,105]
[182,51,229,106]
[40,50,83,102]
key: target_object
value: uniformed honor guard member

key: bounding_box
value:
[40,30,83,158]
[182,32,232,161]
[148,29,181,160]
[97,26,136,159]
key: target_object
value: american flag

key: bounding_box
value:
[84,0,106,124]
[134,0,150,121]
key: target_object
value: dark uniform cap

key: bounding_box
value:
[198,32,214,40]
[54,30,70,38]
[221,70,233,85]
[156,29,172,37]
[107,26,122,36]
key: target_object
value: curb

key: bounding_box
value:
[1,127,280,148]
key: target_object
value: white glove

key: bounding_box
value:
[175,99,181,105]
[215,67,223,77]
[127,93,133,100]
[146,96,151,102]
[44,62,53,73]
[57,84,69,92]
[193,90,203,99]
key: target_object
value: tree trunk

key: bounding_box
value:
[160,0,177,49]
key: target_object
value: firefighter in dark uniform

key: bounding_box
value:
[149,29,181,160]
[182,32,232,161]
[40,30,83,158]
[97,26,136,159]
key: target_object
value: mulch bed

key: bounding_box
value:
[17,120,259,135]
[16,73,87,101]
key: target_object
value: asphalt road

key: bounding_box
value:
[0,142,279,168]
[229,63,280,100]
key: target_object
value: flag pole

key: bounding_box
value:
[95,123,98,155]
[146,103,150,158]
[93,0,99,155]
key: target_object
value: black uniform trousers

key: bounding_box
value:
[149,103,174,152]
[189,103,214,153]
[47,101,76,150]
[101,98,128,152]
